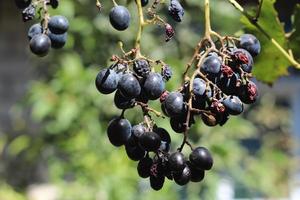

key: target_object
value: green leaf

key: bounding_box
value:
[240,0,290,84]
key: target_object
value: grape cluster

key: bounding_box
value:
[95,32,260,190]
[106,0,184,42]
[95,56,214,189]
[15,0,69,57]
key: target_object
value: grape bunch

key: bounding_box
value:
[15,0,69,57]
[106,0,184,42]
[94,32,260,190]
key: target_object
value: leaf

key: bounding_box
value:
[240,0,290,84]
[289,5,300,59]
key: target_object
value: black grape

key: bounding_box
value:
[168,152,186,172]
[28,23,43,40]
[143,72,165,100]
[137,156,153,178]
[173,165,191,185]
[118,73,141,98]
[48,15,69,34]
[201,55,222,76]
[107,118,132,147]
[95,68,119,94]
[29,34,51,57]
[163,92,185,117]
[114,90,135,109]
[109,6,131,31]
[222,95,244,115]
[187,161,205,182]
[138,132,161,152]
[239,34,261,57]
[48,31,67,49]
[168,0,184,22]
[189,147,213,170]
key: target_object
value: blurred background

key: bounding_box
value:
[0,0,300,199]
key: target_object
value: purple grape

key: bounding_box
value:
[118,73,141,98]
[189,147,213,170]
[201,55,222,76]
[222,95,244,115]
[109,6,131,31]
[95,68,119,94]
[239,34,261,57]
[107,118,132,147]
[168,0,184,22]
[143,72,165,100]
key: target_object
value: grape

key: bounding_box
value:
[189,147,213,170]
[109,6,131,31]
[125,142,146,161]
[201,55,222,76]
[49,0,59,9]
[239,34,261,57]
[137,156,153,178]
[29,34,51,57]
[153,127,171,143]
[143,72,165,100]
[150,173,165,191]
[163,92,185,117]
[187,161,205,182]
[168,0,184,22]
[150,161,165,190]
[48,31,67,49]
[136,90,149,103]
[22,4,35,22]
[133,59,151,78]
[28,23,43,40]
[173,165,191,185]
[161,65,173,81]
[192,97,206,110]
[193,77,207,97]
[118,73,141,98]
[232,48,254,73]
[114,90,135,109]
[218,71,240,95]
[132,124,146,141]
[165,23,175,42]
[48,15,69,34]
[107,118,132,147]
[141,0,148,7]
[138,132,161,151]
[170,113,195,133]
[222,95,243,115]
[95,68,119,94]
[154,127,171,152]
[170,116,186,133]
[15,0,31,9]
[168,152,186,172]
[239,81,258,104]
[201,113,218,127]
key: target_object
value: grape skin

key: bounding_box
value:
[109,6,131,31]
[95,68,119,94]
[143,72,165,100]
[48,15,69,34]
[29,34,51,57]
[107,118,132,147]
[239,34,261,57]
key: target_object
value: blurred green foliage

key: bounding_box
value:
[0,0,297,199]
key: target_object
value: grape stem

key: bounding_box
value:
[136,101,165,118]
[179,0,213,152]
[227,0,300,69]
